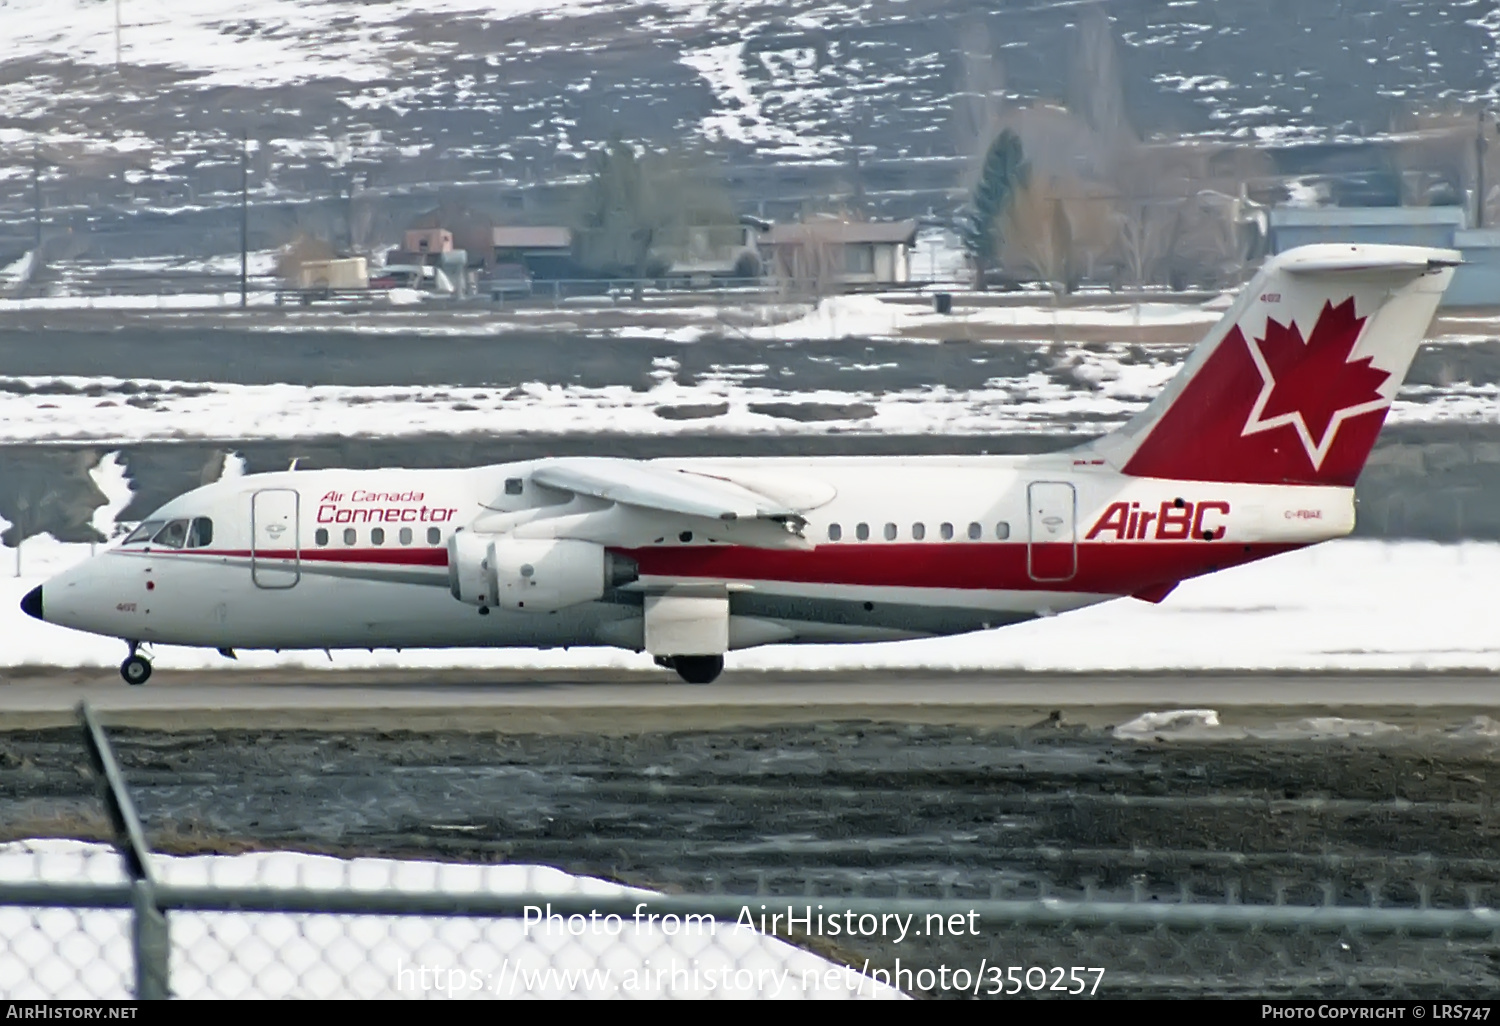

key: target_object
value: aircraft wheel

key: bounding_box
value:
[120,655,152,686]
[671,655,723,685]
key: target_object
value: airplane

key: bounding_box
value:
[20,243,1458,685]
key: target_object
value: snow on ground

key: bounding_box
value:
[0,839,899,999]
[0,374,1148,442]
[0,288,1226,341]
[0,0,612,89]
[680,41,836,158]
[0,368,1489,445]
[742,293,1224,341]
[0,250,35,292]
[2,531,1497,673]
[1108,708,1466,742]
[55,250,282,278]
[0,291,284,312]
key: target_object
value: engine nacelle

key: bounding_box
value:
[448,532,637,613]
[447,529,498,607]
[491,538,612,613]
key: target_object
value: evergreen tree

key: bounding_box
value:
[962,130,1030,287]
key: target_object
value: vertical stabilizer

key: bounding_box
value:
[1080,244,1458,486]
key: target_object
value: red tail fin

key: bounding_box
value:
[1082,244,1458,486]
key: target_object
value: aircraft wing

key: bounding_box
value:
[531,457,822,523]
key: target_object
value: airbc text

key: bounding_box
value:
[1085,500,1230,541]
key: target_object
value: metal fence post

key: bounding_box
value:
[78,700,169,999]
[131,879,170,999]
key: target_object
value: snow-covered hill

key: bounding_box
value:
[2,0,1498,218]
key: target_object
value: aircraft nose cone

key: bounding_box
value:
[19,585,42,621]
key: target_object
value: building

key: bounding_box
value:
[1268,206,1500,307]
[492,226,576,279]
[761,218,918,287]
[296,257,368,291]
[403,228,454,255]
[1269,207,1467,253]
[654,219,764,280]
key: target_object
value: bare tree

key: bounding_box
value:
[1068,3,1130,142]
[1113,200,1181,288]
[1388,105,1499,223]
[1002,175,1119,293]
[770,206,867,299]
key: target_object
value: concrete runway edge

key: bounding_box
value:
[1,668,1496,732]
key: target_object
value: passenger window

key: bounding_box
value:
[827,523,842,542]
[400,527,413,545]
[967,522,982,540]
[427,527,441,545]
[151,519,189,549]
[883,523,897,541]
[343,528,357,546]
[187,517,213,548]
[315,528,329,547]
[505,478,524,495]
[855,523,870,541]
[995,522,1010,540]
[940,522,954,541]
[371,527,385,545]
[124,521,164,545]
[912,523,925,541]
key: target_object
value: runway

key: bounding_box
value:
[2,668,1497,731]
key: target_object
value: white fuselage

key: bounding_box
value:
[35,454,1352,656]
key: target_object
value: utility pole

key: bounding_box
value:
[114,0,121,70]
[239,132,249,308]
[1477,110,1488,230]
[31,142,41,249]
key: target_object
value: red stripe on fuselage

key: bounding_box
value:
[620,541,1301,594]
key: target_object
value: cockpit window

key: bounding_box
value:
[123,521,164,545]
[187,517,213,548]
[151,519,190,549]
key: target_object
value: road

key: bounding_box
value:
[1,668,1496,731]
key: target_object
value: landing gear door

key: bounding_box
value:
[1027,481,1077,582]
[251,488,300,589]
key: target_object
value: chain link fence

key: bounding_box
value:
[3,704,1498,1000]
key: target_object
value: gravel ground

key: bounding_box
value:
[4,718,1499,997]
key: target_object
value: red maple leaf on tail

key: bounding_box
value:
[1248,297,1388,460]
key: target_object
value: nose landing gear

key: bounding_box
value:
[120,642,152,686]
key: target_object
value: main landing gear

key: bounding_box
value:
[657,655,724,685]
[120,642,152,686]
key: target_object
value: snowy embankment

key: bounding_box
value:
[1,452,1496,673]
[0,839,898,999]
[0,367,1493,444]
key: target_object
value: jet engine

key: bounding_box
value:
[448,532,637,613]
